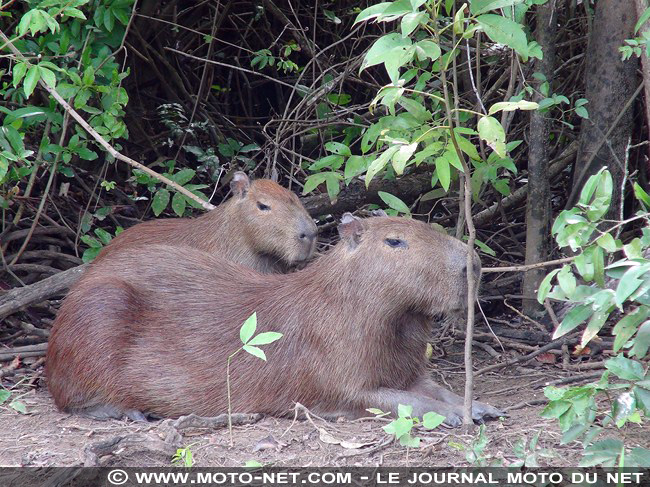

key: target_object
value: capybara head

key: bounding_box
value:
[228,172,318,264]
[333,214,481,316]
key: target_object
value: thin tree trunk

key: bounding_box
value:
[635,0,650,144]
[567,0,637,212]
[522,1,556,317]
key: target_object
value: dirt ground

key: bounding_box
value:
[0,347,645,468]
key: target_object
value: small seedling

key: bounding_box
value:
[0,386,27,414]
[227,312,283,446]
[370,404,445,448]
[172,443,196,467]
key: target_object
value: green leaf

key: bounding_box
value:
[247,332,283,346]
[325,141,351,156]
[354,3,392,24]
[23,66,40,98]
[401,11,426,37]
[244,460,263,468]
[414,40,441,62]
[82,247,101,263]
[476,14,529,58]
[605,355,645,381]
[477,116,506,157]
[309,155,345,171]
[557,265,576,296]
[471,0,525,15]
[383,416,413,438]
[634,182,650,207]
[151,188,170,216]
[399,434,420,448]
[38,66,56,88]
[397,403,413,418]
[171,168,196,185]
[82,66,95,86]
[77,148,98,161]
[615,266,646,308]
[630,321,650,358]
[0,389,10,404]
[243,345,266,361]
[171,191,186,216]
[94,228,112,246]
[12,63,27,88]
[104,7,115,31]
[537,268,560,303]
[391,142,417,174]
[455,134,481,161]
[422,412,445,429]
[581,310,610,347]
[344,155,368,180]
[64,7,87,20]
[613,308,649,353]
[596,233,618,252]
[360,33,413,82]
[435,154,451,191]
[378,191,411,215]
[240,313,257,344]
[365,146,399,187]
[488,100,538,115]
[10,400,27,414]
[635,6,650,33]
[552,305,593,339]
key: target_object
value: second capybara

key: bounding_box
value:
[95,172,318,273]
[46,215,503,426]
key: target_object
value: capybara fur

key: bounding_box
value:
[95,172,317,273]
[46,215,503,426]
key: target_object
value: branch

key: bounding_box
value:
[0,29,215,211]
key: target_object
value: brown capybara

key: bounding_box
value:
[95,172,317,273]
[46,215,503,427]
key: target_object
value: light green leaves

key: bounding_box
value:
[476,14,529,58]
[238,312,283,362]
[152,188,170,216]
[378,191,411,215]
[360,33,414,83]
[477,116,506,157]
[488,100,539,115]
[470,0,525,15]
[23,66,40,98]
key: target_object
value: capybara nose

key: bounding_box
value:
[299,230,317,243]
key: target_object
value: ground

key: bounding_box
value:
[4,342,644,469]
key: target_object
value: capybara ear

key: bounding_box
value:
[231,172,251,198]
[338,213,364,249]
[371,209,388,217]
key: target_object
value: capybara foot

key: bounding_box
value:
[471,401,506,423]
[75,404,147,422]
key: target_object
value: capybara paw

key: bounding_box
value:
[442,411,463,428]
[471,401,505,422]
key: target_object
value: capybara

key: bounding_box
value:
[95,172,317,273]
[46,215,503,426]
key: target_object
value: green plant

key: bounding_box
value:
[510,430,555,467]
[537,168,650,467]
[303,0,544,203]
[226,312,283,445]
[251,40,300,74]
[0,385,27,414]
[369,404,445,448]
[172,443,197,467]
[79,225,123,262]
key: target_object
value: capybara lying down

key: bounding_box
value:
[46,215,503,426]
[96,172,317,273]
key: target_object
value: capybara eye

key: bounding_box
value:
[257,202,271,211]
[384,238,407,248]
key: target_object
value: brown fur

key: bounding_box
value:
[47,216,502,426]
[96,173,317,273]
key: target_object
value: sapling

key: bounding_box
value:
[227,312,283,446]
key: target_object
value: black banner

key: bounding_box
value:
[0,468,649,487]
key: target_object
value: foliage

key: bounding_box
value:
[302,0,544,205]
[368,404,445,448]
[171,444,196,467]
[538,169,650,467]
[226,313,283,444]
[621,6,650,61]
[0,385,27,414]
